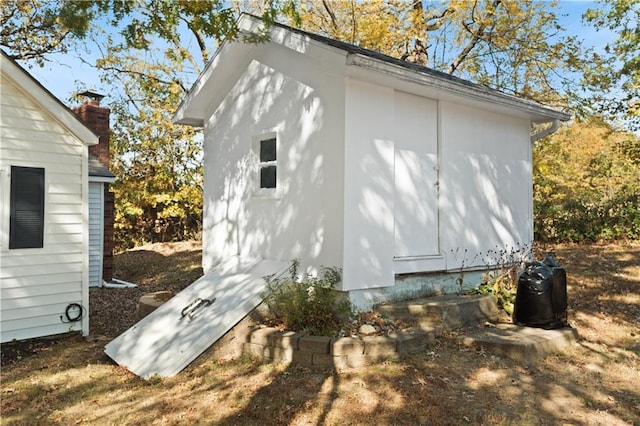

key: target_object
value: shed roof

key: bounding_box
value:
[88,155,116,181]
[0,50,99,146]
[174,14,571,127]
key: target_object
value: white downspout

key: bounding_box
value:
[530,119,561,143]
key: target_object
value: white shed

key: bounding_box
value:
[0,51,97,342]
[174,15,570,309]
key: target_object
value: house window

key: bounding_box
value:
[259,137,277,189]
[9,166,45,249]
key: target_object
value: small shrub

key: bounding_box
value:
[473,243,532,316]
[261,259,354,336]
[476,266,518,316]
[450,248,480,293]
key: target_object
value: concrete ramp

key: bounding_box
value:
[104,257,288,379]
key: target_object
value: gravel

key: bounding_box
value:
[89,287,147,338]
[89,241,204,338]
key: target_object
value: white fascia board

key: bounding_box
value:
[1,53,99,146]
[346,53,571,124]
[88,175,116,183]
[172,14,264,128]
[172,38,249,127]
[173,14,309,127]
[172,63,210,127]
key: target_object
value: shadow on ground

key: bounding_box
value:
[1,242,638,425]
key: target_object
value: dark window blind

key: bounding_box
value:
[10,166,45,249]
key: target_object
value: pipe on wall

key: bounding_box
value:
[530,119,561,143]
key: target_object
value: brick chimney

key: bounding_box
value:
[74,91,115,283]
[74,91,110,167]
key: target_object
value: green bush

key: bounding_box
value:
[261,260,354,337]
[535,191,640,242]
[534,119,640,243]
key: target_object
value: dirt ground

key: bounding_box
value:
[1,241,638,425]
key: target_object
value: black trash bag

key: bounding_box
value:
[543,254,568,323]
[513,255,568,329]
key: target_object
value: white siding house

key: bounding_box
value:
[174,15,570,309]
[0,51,98,342]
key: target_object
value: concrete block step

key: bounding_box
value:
[375,294,501,330]
[456,323,579,364]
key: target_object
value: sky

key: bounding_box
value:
[23,1,613,107]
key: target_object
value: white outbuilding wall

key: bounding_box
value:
[202,40,347,276]
[203,60,534,299]
[439,102,533,269]
[175,14,569,309]
[341,80,533,295]
[342,79,396,291]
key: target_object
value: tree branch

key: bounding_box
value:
[448,0,501,75]
[180,15,208,65]
[322,0,338,31]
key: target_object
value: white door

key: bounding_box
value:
[104,258,288,379]
[393,91,439,258]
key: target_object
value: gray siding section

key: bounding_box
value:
[88,182,103,287]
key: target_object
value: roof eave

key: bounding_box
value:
[89,174,116,183]
[172,14,274,127]
[172,42,228,128]
[346,53,571,123]
[173,13,571,127]
[173,116,205,127]
[172,76,207,127]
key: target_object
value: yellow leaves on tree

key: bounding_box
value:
[288,0,581,109]
[534,118,640,241]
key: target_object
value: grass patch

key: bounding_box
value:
[1,242,638,425]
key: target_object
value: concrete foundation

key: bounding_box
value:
[375,294,501,331]
[348,270,487,310]
[457,323,579,364]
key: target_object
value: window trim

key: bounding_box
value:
[253,130,280,198]
[259,137,277,189]
[9,166,45,249]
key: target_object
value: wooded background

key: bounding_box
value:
[2,0,638,249]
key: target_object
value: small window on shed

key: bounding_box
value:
[259,137,277,189]
[10,166,45,249]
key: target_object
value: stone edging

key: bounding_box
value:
[243,327,436,369]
